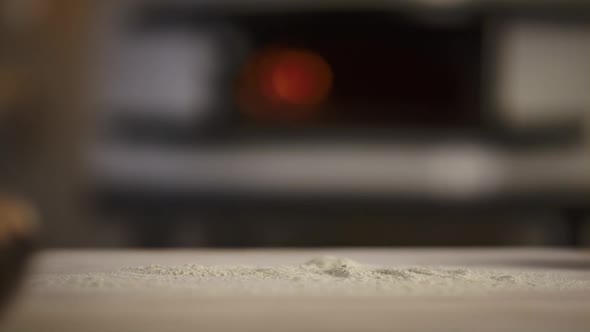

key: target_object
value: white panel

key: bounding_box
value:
[496,21,590,126]
[102,30,220,122]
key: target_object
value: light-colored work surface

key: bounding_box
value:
[2,248,590,332]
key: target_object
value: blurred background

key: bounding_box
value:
[0,0,589,248]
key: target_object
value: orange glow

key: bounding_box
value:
[236,47,332,123]
[262,49,332,106]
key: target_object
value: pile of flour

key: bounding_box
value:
[30,256,590,296]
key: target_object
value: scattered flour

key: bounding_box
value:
[30,256,590,296]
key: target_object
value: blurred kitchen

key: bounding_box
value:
[0,0,589,248]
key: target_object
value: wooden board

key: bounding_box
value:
[2,248,590,332]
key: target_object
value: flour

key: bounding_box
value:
[30,256,590,296]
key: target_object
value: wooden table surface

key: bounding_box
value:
[2,248,590,332]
